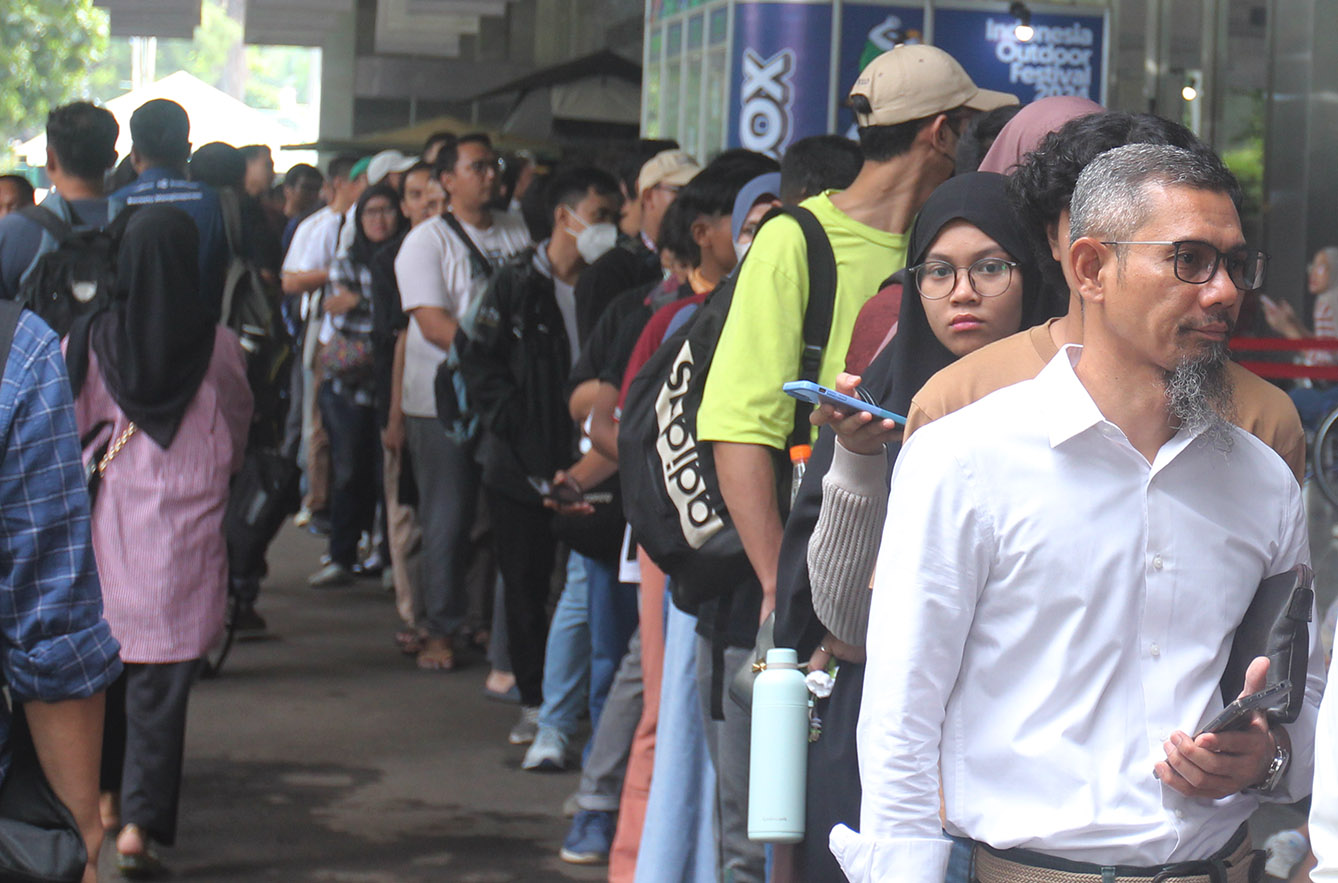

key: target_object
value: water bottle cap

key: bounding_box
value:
[789,445,812,463]
[764,647,800,668]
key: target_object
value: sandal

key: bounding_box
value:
[394,627,425,655]
[116,824,168,880]
[416,637,456,671]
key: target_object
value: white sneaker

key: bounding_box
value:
[508,706,541,745]
[521,726,570,771]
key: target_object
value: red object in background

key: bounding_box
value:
[1232,336,1338,381]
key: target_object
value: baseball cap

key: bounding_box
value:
[367,150,418,185]
[849,45,1018,128]
[637,149,701,196]
[349,156,372,181]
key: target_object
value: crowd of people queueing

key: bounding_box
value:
[9,37,1338,883]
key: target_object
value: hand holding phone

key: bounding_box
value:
[783,380,907,425]
[1195,679,1292,736]
[527,476,584,505]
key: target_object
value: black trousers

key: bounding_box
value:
[101,659,201,846]
[318,381,381,567]
[486,488,557,708]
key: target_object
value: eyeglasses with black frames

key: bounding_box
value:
[909,257,1020,300]
[1099,240,1269,292]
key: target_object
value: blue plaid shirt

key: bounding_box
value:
[0,311,121,782]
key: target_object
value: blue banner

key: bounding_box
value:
[836,4,926,135]
[728,2,834,158]
[931,7,1106,104]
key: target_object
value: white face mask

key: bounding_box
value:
[566,209,619,264]
[734,239,753,264]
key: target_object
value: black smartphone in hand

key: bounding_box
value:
[1196,679,1292,736]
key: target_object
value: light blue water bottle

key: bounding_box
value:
[747,647,809,842]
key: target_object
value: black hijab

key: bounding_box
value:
[89,205,217,448]
[865,171,1053,417]
[773,171,1060,652]
[347,183,406,267]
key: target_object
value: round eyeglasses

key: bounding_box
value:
[1099,240,1269,292]
[910,257,1019,300]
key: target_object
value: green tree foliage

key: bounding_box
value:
[0,0,108,143]
[155,0,240,89]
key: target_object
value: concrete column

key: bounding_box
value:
[319,9,357,140]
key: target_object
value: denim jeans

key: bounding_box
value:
[537,553,591,734]
[945,835,974,883]
[538,553,639,737]
[635,597,717,883]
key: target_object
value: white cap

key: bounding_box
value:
[367,150,418,185]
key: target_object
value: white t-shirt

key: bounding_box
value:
[395,211,531,418]
[282,206,342,274]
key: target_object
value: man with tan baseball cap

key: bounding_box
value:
[848,44,1017,127]
[636,148,700,196]
[696,44,1013,881]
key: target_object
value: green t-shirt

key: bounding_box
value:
[697,191,908,448]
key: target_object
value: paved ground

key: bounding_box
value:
[88,481,1331,881]
[96,523,605,882]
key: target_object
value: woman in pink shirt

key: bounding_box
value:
[67,205,252,878]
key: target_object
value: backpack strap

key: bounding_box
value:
[18,205,74,243]
[753,205,837,448]
[442,212,495,280]
[217,188,245,260]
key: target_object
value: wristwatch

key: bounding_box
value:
[1256,732,1290,793]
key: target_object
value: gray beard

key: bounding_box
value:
[1164,342,1236,452]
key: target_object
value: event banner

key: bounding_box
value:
[728,2,834,158]
[836,4,926,135]
[931,6,1107,104]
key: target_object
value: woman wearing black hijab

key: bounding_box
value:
[307,184,407,590]
[69,205,253,877]
[771,172,1060,883]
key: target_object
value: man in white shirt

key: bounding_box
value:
[282,154,365,532]
[393,134,530,672]
[832,143,1324,882]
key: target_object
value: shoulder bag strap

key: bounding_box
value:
[218,188,244,258]
[441,212,495,279]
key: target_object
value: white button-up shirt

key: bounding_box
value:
[832,346,1323,883]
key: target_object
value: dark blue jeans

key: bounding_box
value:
[318,381,379,567]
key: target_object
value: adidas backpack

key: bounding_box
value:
[617,205,836,611]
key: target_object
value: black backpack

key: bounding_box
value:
[14,205,125,338]
[617,205,836,612]
[218,189,293,449]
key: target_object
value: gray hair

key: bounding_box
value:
[1068,143,1239,243]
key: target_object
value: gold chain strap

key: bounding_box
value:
[97,422,137,475]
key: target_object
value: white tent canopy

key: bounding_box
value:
[18,70,316,173]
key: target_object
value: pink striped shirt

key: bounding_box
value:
[71,327,252,662]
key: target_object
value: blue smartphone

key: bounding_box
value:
[782,381,907,425]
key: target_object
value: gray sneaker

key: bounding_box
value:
[521,725,570,771]
[508,706,541,745]
[307,562,353,588]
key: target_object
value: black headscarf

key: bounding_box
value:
[774,171,1060,652]
[89,205,217,448]
[347,183,406,267]
[865,171,1053,417]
